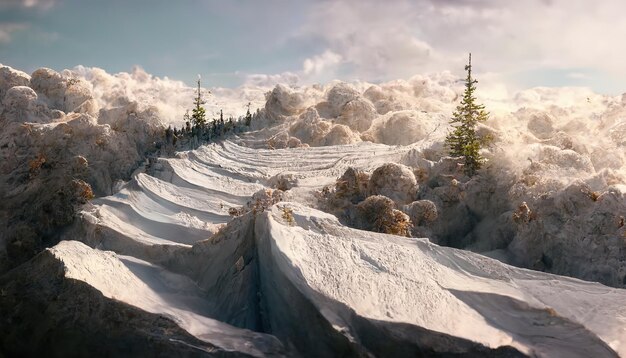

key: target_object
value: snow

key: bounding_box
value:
[47,240,282,356]
[2,63,626,356]
[260,202,626,356]
[58,136,625,356]
[368,162,418,204]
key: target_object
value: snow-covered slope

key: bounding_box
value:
[44,139,624,357]
[257,203,625,356]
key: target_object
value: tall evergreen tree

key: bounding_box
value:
[183,110,191,133]
[245,102,252,126]
[191,76,207,128]
[445,53,489,176]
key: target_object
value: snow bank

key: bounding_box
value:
[255,203,626,357]
[0,239,285,356]
[0,64,168,274]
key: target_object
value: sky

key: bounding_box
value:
[1,0,626,95]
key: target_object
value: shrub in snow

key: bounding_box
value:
[355,195,412,237]
[512,202,534,224]
[319,167,369,220]
[402,200,438,226]
[335,167,370,204]
[229,189,285,217]
[250,189,284,213]
[280,205,295,226]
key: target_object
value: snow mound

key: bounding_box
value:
[527,112,556,139]
[368,162,418,204]
[2,86,42,123]
[363,110,442,145]
[336,96,377,132]
[265,84,307,120]
[325,82,361,117]
[0,64,30,100]
[0,64,168,274]
[287,107,361,147]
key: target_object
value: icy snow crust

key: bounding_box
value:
[1,63,626,356]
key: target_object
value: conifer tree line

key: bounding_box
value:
[164,76,258,149]
[445,53,489,177]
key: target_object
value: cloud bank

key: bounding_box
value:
[283,0,626,95]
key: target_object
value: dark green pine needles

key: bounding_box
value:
[445,53,489,177]
[191,76,207,128]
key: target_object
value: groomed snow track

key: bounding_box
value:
[3,139,626,357]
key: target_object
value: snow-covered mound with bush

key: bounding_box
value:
[1,63,626,356]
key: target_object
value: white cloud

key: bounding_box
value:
[303,50,342,77]
[0,0,57,10]
[72,65,270,126]
[300,0,444,81]
[286,0,626,94]
[244,72,300,88]
[0,23,29,43]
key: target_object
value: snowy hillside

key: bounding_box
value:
[1,64,626,356]
[30,139,626,356]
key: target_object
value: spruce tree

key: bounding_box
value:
[191,76,207,128]
[245,102,252,126]
[445,53,489,177]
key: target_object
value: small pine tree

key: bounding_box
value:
[245,102,252,126]
[219,110,225,136]
[191,76,207,128]
[165,125,173,142]
[227,116,234,131]
[445,53,489,177]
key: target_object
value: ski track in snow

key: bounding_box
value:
[55,137,626,357]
